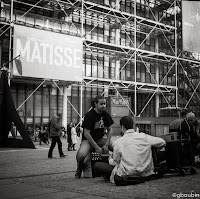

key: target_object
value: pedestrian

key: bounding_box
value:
[10,122,16,138]
[38,126,43,145]
[76,125,83,139]
[71,123,78,151]
[67,123,73,151]
[33,126,40,142]
[40,127,49,145]
[62,127,67,138]
[48,113,66,158]
[93,116,166,184]
[75,95,114,178]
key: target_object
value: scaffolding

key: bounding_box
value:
[1,0,200,124]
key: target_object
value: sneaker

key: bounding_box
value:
[75,169,82,179]
[60,154,67,158]
[48,156,55,159]
[75,162,84,179]
[102,174,109,181]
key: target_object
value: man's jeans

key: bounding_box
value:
[75,138,109,174]
[48,136,64,157]
[93,162,114,181]
[76,138,106,164]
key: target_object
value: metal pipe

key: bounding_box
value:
[8,0,14,85]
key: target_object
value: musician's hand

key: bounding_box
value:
[102,145,109,154]
[108,153,116,166]
[94,145,102,154]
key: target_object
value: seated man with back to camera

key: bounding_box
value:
[93,116,166,185]
[75,95,114,178]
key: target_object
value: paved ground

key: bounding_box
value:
[0,138,200,199]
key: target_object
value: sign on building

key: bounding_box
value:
[13,24,83,82]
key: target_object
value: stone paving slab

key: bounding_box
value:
[0,182,110,199]
[1,183,87,199]
[0,179,16,185]
[1,138,200,199]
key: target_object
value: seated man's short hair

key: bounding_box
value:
[120,116,134,130]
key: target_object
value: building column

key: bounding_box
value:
[155,36,159,117]
[115,19,121,79]
[155,65,159,117]
[62,86,68,128]
[79,84,83,125]
[0,43,2,67]
[115,60,120,80]
[115,29,120,45]
[116,0,120,10]
[155,11,159,117]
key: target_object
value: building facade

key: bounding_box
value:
[1,0,200,136]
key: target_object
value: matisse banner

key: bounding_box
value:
[13,24,83,82]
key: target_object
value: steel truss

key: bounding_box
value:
[1,0,200,119]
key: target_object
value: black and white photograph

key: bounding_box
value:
[0,0,200,199]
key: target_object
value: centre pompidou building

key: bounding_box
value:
[1,0,200,136]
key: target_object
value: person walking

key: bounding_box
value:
[71,123,78,151]
[48,113,66,158]
[75,95,114,178]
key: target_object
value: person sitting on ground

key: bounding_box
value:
[75,95,114,178]
[93,116,166,184]
[179,112,200,157]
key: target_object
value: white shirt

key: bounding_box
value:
[109,129,166,183]
[71,127,78,144]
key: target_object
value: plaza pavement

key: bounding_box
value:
[0,137,200,199]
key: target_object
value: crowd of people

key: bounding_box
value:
[66,122,82,151]
[45,113,81,158]
[31,120,81,150]
[31,126,49,145]
[32,95,200,186]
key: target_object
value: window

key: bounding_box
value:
[86,57,92,77]
[26,86,34,117]
[35,89,42,117]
